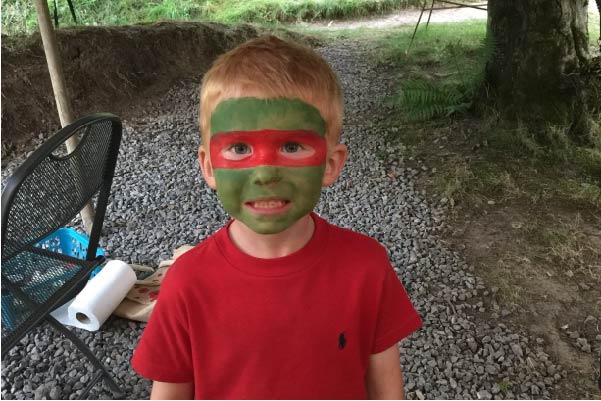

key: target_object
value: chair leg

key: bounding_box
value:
[45,315,124,398]
[425,0,435,30]
[79,371,105,400]
[408,1,429,51]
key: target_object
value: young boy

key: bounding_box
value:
[132,35,422,399]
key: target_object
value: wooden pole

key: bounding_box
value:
[34,0,95,234]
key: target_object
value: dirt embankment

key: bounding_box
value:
[1,22,268,157]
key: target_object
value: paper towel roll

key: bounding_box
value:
[51,260,136,331]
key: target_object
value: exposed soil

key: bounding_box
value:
[0,22,248,156]
[0,22,315,159]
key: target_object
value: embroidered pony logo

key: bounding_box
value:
[338,332,347,350]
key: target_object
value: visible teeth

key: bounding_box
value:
[252,200,284,209]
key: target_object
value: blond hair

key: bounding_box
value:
[199,35,343,146]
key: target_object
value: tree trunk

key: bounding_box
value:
[485,0,595,143]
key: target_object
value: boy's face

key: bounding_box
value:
[202,97,334,235]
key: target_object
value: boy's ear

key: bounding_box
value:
[322,143,348,187]
[198,145,217,189]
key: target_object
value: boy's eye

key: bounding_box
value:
[279,141,315,159]
[222,143,252,160]
[281,142,301,153]
[232,143,251,154]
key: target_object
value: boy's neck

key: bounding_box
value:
[228,214,315,259]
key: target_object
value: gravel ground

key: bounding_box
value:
[1,40,565,399]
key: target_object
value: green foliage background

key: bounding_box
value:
[379,19,600,203]
[1,0,424,35]
[382,22,491,121]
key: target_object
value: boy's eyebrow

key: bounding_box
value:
[210,97,327,137]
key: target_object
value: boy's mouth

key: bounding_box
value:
[244,198,291,214]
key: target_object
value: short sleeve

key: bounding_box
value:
[131,266,194,382]
[372,260,422,354]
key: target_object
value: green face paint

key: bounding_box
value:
[214,165,325,234]
[210,97,327,234]
[210,97,326,136]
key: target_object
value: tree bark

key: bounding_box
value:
[485,0,595,143]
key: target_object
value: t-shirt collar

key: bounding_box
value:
[214,212,329,277]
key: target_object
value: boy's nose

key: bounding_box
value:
[251,166,282,186]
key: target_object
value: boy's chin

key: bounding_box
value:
[252,227,287,235]
[242,220,295,235]
[237,213,306,236]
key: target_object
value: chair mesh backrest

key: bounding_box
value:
[2,117,118,261]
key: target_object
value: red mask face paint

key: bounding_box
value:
[210,129,327,168]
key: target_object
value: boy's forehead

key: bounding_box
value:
[210,97,326,137]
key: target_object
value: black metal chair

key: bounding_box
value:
[1,113,124,398]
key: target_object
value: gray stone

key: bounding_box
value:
[49,387,62,399]
[33,384,48,400]
[531,384,540,395]
[511,343,524,358]
[485,364,498,375]
[576,338,591,352]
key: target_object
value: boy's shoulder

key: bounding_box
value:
[319,218,397,282]
[162,229,224,284]
[325,217,384,248]
[322,217,390,262]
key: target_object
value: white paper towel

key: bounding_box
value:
[51,260,136,331]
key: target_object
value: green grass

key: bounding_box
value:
[589,4,600,53]
[380,22,489,121]
[207,0,421,24]
[1,0,424,35]
[381,21,487,62]
[422,121,601,209]
[432,148,601,210]
[411,116,601,210]
[292,23,398,41]
[376,7,599,121]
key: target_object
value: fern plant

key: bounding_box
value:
[400,79,471,121]
[397,34,496,121]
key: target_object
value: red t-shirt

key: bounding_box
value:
[132,213,422,399]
